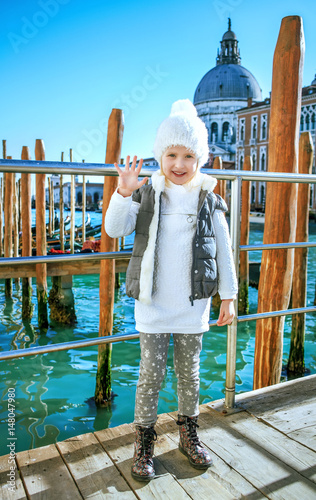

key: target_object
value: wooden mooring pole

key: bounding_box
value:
[13,175,20,290]
[253,16,305,389]
[70,148,75,254]
[95,108,124,406]
[21,146,33,319]
[60,152,64,252]
[82,160,86,244]
[48,177,53,237]
[35,139,48,329]
[48,149,76,325]
[287,132,314,376]
[238,155,252,314]
[4,157,13,298]
[0,177,3,258]
[3,141,13,296]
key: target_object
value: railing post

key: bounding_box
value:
[225,176,241,408]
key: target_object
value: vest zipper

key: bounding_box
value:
[189,190,208,306]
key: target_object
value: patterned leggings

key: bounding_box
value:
[134,332,203,427]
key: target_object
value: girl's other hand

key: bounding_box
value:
[216,299,235,326]
[114,155,148,197]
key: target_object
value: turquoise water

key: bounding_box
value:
[0,222,315,456]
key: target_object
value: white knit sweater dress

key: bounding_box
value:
[105,180,238,334]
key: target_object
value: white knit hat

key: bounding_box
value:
[153,99,209,166]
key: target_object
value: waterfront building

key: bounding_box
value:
[236,75,316,211]
[193,19,262,166]
[45,175,104,207]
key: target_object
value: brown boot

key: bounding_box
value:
[131,425,157,481]
[177,415,213,469]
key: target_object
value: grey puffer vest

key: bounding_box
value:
[125,183,227,305]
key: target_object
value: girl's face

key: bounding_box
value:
[162,145,198,185]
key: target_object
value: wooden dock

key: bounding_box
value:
[1,374,316,499]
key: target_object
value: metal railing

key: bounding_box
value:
[0,159,316,408]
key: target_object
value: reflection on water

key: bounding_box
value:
[0,224,315,456]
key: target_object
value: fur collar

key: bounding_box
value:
[151,169,217,194]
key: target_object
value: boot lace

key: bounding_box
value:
[178,417,201,446]
[141,427,157,456]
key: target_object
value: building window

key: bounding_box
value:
[239,156,243,169]
[312,113,316,130]
[251,185,255,204]
[252,154,256,171]
[240,124,244,140]
[222,122,230,141]
[211,122,218,142]
[239,118,245,141]
[251,116,258,139]
[261,153,265,171]
[261,114,267,140]
[306,114,310,131]
[300,115,304,131]
[260,185,265,205]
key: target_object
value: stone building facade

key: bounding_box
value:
[46,175,104,207]
[193,19,262,165]
[236,76,316,211]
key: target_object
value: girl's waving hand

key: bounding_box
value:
[115,155,148,198]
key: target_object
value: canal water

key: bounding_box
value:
[0,216,315,456]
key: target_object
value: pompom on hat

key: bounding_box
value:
[153,99,209,167]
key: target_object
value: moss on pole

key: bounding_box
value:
[287,132,314,376]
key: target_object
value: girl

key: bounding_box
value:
[105,99,238,481]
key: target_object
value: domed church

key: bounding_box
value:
[194,19,262,165]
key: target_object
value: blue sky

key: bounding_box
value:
[1,0,315,176]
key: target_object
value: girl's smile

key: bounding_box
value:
[162,145,198,185]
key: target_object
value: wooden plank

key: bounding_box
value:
[57,432,136,499]
[223,411,316,484]
[155,413,256,500]
[95,423,191,499]
[166,411,266,499]
[16,444,82,499]
[257,400,316,435]
[197,407,316,499]
[288,426,316,452]
[0,454,27,500]
[233,375,316,415]
[0,259,129,279]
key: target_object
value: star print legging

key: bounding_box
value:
[134,332,203,427]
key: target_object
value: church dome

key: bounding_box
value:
[194,64,262,103]
[222,29,237,41]
[193,19,262,105]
